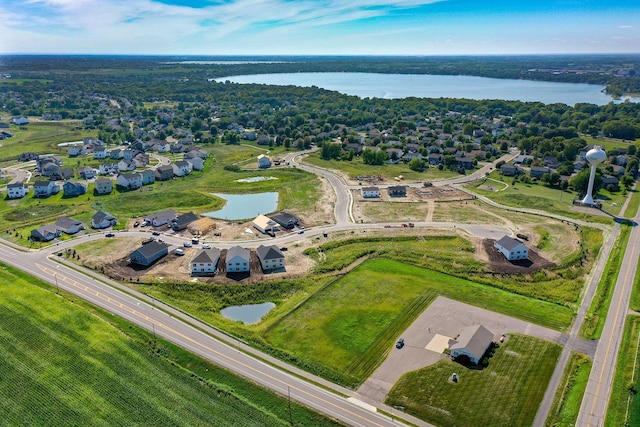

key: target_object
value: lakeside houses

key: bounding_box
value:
[91,210,117,229]
[191,248,221,276]
[256,245,285,271]
[269,211,299,230]
[7,182,29,199]
[94,177,113,195]
[253,214,278,235]
[226,246,250,273]
[33,180,60,197]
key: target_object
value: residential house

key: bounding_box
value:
[62,180,87,197]
[185,157,204,171]
[386,148,403,162]
[529,166,550,179]
[154,141,171,152]
[172,160,192,177]
[449,325,495,365]
[184,147,208,159]
[256,245,285,271]
[92,210,117,229]
[361,186,381,198]
[117,159,136,172]
[225,246,250,273]
[129,241,169,266]
[190,248,221,276]
[500,164,522,176]
[155,164,174,181]
[49,167,74,181]
[543,156,559,169]
[257,134,271,145]
[269,211,299,229]
[133,153,150,168]
[387,186,407,197]
[93,146,108,159]
[602,175,620,191]
[172,212,199,231]
[456,156,474,169]
[11,117,29,125]
[55,217,84,234]
[7,182,28,199]
[494,236,529,261]
[19,152,39,162]
[99,163,118,175]
[68,145,84,156]
[513,155,534,165]
[145,209,176,227]
[116,172,143,190]
[94,178,113,195]
[140,169,156,185]
[257,154,272,169]
[79,166,97,180]
[253,214,278,235]
[31,224,61,242]
[123,149,136,160]
[33,180,59,197]
[110,149,124,160]
[427,153,442,165]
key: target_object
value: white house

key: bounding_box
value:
[117,159,136,172]
[145,209,176,227]
[185,157,204,171]
[68,145,84,156]
[91,210,117,229]
[140,169,156,185]
[7,182,28,199]
[226,246,250,273]
[449,324,495,365]
[94,178,113,195]
[252,214,277,235]
[191,248,221,276]
[361,186,381,198]
[93,147,109,159]
[494,236,529,261]
[256,245,285,271]
[55,217,85,234]
[33,180,59,197]
[257,154,271,169]
[117,172,143,190]
[172,160,192,177]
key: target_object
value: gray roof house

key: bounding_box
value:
[155,164,174,181]
[173,212,199,231]
[494,236,529,261]
[55,217,85,234]
[191,248,221,276]
[129,241,169,267]
[92,210,117,229]
[269,211,299,229]
[31,224,61,242]
[256,245,285,271]
[449,324,495,365]
[145,209,176,227]
[62,180,87,197]
[94,177,113,195]
[226,246,250,273]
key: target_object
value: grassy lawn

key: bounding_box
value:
[432,200,510,224]
[0,263,340,427]
[546,352,592,427]
[605,315,640,427]
[466,173,622,223]
[624,189,640,219]
[629,260,640,312]
[304,151,458,181]
[359,200,430,223]
[266,259,573,388]
[385,334,561,427]
[581,224,632,339]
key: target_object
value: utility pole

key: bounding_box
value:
[288,386,293,427]
[54,273,59,294]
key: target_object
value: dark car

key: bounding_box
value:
[105,233,115,238]
[152,231,160,236]
[395,338,405,349]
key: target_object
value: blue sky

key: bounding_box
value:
[0,0,638,55]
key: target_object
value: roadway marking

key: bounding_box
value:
[35,262,387,426]
[586,231,639,426]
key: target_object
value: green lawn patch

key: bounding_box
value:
[624,189,640,219]
[629,261,640,313]
[385,334,561,427]
[0,263,340,427]
[266,259,572,388]
[581,224,631,339]
[546,352,592,427]
[605,315,640,427]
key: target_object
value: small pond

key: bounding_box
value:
[235,176,278,183]
[220,302,276,324]
[204,192,279,220]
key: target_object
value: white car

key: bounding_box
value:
[202,244,211,249]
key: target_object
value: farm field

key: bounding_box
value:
[0,263,340,427]
[266,258,573,388]
[385,334,561,427]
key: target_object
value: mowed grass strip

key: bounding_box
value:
[385,334,562,427]
[266,259,572,387]
[0,264,340,427]
[546,352,592,427]
[605,315,640,427]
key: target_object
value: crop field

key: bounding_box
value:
[266,259,573,387]
[385,334,561,427]
[0,263,340,426]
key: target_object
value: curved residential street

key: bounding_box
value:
[0,149,634,427]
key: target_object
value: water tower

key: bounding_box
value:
[581,146,606,206]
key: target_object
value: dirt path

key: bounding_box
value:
[425,199,435,222]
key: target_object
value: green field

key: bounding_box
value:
[546,352,592,427]
[265,259,573,388]
[385,334,561,427]
[605,315,640,427]
[0,263,340,426]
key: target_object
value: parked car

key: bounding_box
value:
[133,221,140,227]
[183,242,192,248]
[395,338,405,349]
[280,247,288,251]
[152,231,160,236]
[191,238,199,244]
[202,244,211,249]
[105,232,115,238]
[297,230,304,234]
[174,248,185,256]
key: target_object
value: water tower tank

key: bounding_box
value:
[585,146,606,166]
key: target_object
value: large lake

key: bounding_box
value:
[215,72,634,106]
